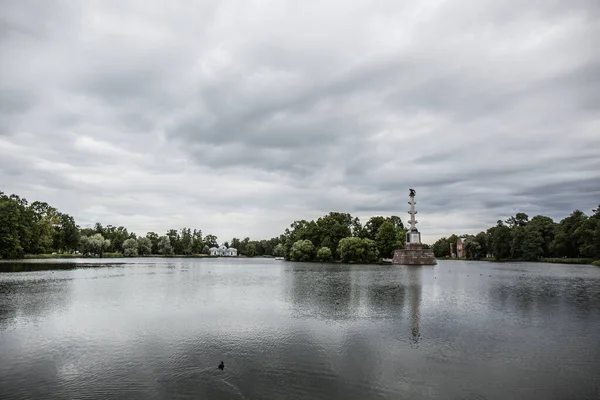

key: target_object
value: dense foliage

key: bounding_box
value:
[433,208,600,261]
[0,191,282,259]
[1,193,407,264]
[277,212,407,263]
[6,190,594,264]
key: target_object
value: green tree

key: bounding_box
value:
[123,238,138,257]
[506,212,529,228]
[337,237,379,263]
[521,226,544,260]
[146,232,160,254]
[316,246,333,262]
[375,221,399,258]
[180,227,193,255]
[80,233,110,257]
[0,193,25,258]
[158,236,173,255]
[489,220,512,260]
[273,243,285,257]
[315,212,353,258]
[474,232,488,258]
[204,234,218,249]
[245,242,257,257]
[167,229,182,254]
[137,237,152,256]
[364,216,387,240]
[191,229,203,254]
[464,239,482,260]
[432,237,450,257]
[53,213,79,253]
[289,239,315,261]
[552,210,587,258]
[510,226,526,259]
[527,216,555,257]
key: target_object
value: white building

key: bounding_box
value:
[209,245,238,257]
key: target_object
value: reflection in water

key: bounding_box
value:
[0,274,74,330]
[285,263,356,320]
[0,262,126,273]
[407,267,422,348]
[1,259,599,400]
[489,275,600,317]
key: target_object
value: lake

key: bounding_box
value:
[1,258,599,399]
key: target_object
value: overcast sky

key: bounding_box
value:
[1,0,599,244]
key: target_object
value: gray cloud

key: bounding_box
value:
[1,0,599,243]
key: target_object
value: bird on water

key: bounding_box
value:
[218,361,225,371]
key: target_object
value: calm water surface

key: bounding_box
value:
[1,258,599,399]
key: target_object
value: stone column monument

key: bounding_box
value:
[392,189,437,265]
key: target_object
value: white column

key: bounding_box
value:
[409,197,416,231]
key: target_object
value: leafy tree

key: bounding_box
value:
[146,232,160,254]
[180,227,193,255]
[315,213,352,258]
[552,210,587,258]
[432,237,450,258]
[510,226,526,259]
[136,237,152,255]
[474,232,488,258]
[53,213,79,253]
[364,216,387,240]
[167,229,181,254]
[316,246,333,262]
[506,212,529,228]
[158,236,173,255]
[521,226,544,260]
[375,221,399,258]
[123,238,138,257]
[204,234,218,249]
[527,216,555,257]
[289,239,315,261]
[338,237,379,263]
[0,193,25,258]
[273,243,285,257]
[191,229,203,254]
[489,221,511,260]
[80,233,110,257]
[351,217,363,237]
[245,242,257,257]
[464,239,482,260]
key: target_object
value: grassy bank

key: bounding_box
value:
[436,256,598,265]
[19,253,220,260]
[538,258,596,265]
[23,253,79,259]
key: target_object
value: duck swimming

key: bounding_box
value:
[218,361,224,370]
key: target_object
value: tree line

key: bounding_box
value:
[272,212,407,263]
[0,191,407,262]
[0,191,281,259]
[432,207,600,261]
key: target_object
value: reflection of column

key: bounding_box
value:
[407,267,422,347]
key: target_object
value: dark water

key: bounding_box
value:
[1,258,599,400]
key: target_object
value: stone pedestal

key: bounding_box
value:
[392,243,437,265]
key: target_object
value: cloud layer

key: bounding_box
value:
[1,0,599,243]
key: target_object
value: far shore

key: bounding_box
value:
[437,256,600,266]
[3,254,599,267]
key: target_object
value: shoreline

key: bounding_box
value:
[437,257,599,266]
[4,254,598,267]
